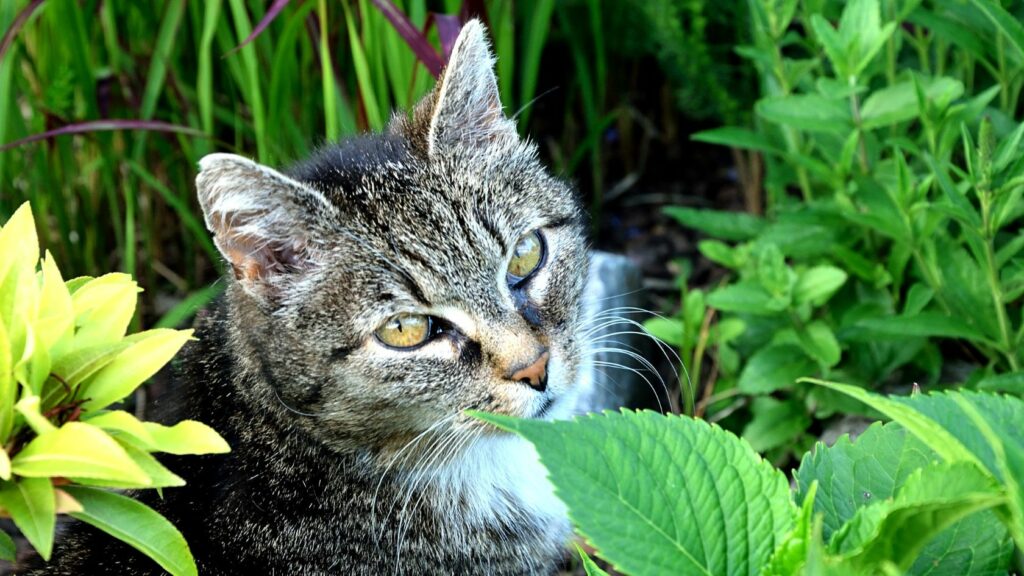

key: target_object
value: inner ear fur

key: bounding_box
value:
[195,153,337,296]
[413,19,518,155]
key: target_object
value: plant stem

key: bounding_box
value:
[979,189,1019,370]
[848,75,868,173]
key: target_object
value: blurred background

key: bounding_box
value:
[2,0,1024,468]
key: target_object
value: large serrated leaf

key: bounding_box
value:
[0,477,54,560]
[830,462,1006,573]
[796,422,1013,574]
[64,486,198,576]
[474,410,795,576]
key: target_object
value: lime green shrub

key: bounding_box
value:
[0,203,228,575]
[476,382,1024,574]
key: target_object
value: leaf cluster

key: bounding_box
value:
[0,204,229,575]
[475,382,1024,574]
[649,0,1024,460]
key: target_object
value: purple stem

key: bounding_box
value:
[225,0,295,56]
[0,0,45,62]
[0,120,206,153]
[370,0,443,77]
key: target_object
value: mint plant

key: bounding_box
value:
[0,203,228,575]
[648,0,1024,459]
[475,382,1024,574]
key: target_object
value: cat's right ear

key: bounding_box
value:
[195,153,337,300]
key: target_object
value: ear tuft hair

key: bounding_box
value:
[423,20,517,155]
[196,153,337,299]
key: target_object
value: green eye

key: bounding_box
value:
[507,231,545,281]
[375,314,431,349]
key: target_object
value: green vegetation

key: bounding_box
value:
[647,0,1024,463]
[0,203,229,575]
[477,382,1024,574]
[0,0,615,327]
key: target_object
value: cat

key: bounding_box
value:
[22,19,589,576]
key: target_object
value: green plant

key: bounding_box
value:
[649,0,1024,459]
[0,203,229,575]
[0,0,596,329]
[474,380,1024,574]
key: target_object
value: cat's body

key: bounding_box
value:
[23,20,587,575]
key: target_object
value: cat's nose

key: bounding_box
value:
[506,350,549,392]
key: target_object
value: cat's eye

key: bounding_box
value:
[507,230,545,283]
[375,314,432,349]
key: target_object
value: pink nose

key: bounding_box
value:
[507,351,550,392]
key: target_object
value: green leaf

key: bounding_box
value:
[64,486,198,576]
[71,441,185,489]
[143,420,230,455]
[643,317,686,347]
[860,78,964,129]
[796,422,1013,574]
[0,203,40,290]
[742,397,809,452]
[708,282,788,316]
[756,94,851,133]
[738,345,816,394]
[976,372,1024,394]
[831,462,1006,573]
[36,252,73,350]
[853,312,990,343]
[0,477,55,560]
[575,543,611,576]
[472,410,795,576]
[896,391,1024,550]
[83,410,157,450]
[80,328,193,411]
[663,207,766,241]
[691,127,782,155]
[48,341,131,390]
[794,266,848,306]
[10,422,150,485]
[762,482,821,576]
[698,240,742,269]
[970,0,1024,62]
[796,321,842,368]
[69,274,140,347]
[0,529,15,562]
[801,380,980,467]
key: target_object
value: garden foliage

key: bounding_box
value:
[648,0,1024,459]
[477,382,1024,574]
[0,204,229,575]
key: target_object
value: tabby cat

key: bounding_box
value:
[24,19,588,575]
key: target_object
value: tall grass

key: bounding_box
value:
[0,0,615,327]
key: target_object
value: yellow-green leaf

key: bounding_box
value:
[15,396,56,435]
[35,251,73,351]
[144,420,230,455]
[0,477,54,560]
[14,323,50,395]
[71,441,185,489]
[80,328,193,411]
[0,449,9,481]
[0,203,39,290]
[11,422,150,485]
[65,486,198,576]
[71,281,138,347]
[0,318,14,441]
[84,410,157,450]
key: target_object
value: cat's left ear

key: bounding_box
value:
[423,19,517,154]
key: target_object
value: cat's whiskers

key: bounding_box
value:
[579,309,691,413]
[370,413,459,538]
[392,426,478,573]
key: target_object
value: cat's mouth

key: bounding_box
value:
[532,396,556,419]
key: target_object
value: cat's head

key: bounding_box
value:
[195,20,588,455]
